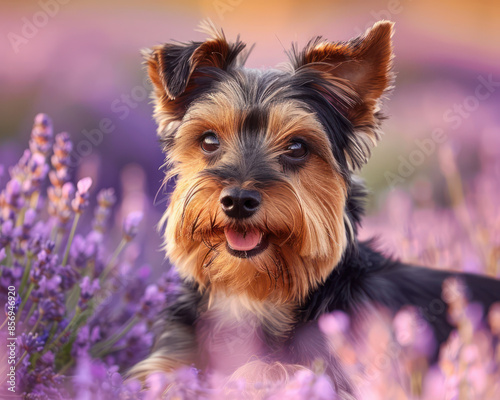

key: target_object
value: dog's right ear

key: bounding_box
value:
[143,22,246,139]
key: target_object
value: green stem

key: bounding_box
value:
[100,238,127,282]
[15,351,28,369]
[45,322,58,344]
[50,223,58,242]
[30,192,40,210]
[54,230,64,254]
[62,213,80,266]
[5,245,13,267]
[65,284,81,312]
[57,359,75,376]
[103,343,128,354]
[92,315,139,357]
[19,254,33,295]
[30,312,43,333]
[0,318,8,330]
[17,282,34,322]
[23,302,37,325]
[44,308,81,354]
[15,206,27,227]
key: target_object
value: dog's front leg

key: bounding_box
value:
[127,323,197,382]
[127,278,201,383]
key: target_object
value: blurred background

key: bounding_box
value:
[1,0,499,273]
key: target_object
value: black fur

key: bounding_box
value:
[300,241,500,345]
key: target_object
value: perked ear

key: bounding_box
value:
[291,21,395,169]
[143,21,247,138]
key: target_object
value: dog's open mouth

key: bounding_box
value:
[224,227,269,258]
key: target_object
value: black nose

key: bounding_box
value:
[219,187,261,219]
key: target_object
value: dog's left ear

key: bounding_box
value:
[291,21,394,169]
[143,21,246,145]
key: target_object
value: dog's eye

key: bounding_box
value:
[201,132,220,153]
[285,141,308,159]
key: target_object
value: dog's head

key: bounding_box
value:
[145,21,394,303]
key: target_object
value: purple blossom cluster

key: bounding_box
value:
[1,114,499,399]
[0,114,164,399]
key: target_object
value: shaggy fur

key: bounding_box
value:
[129,21,500,397]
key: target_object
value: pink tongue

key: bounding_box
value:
[225,228,261,251]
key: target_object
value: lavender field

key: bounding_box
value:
[1,0,500,398]
[0,107,498,399]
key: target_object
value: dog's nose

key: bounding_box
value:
[219,187,261,219]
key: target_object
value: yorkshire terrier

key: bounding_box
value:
[130,21,500,397]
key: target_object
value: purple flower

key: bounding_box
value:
[57,264,80,290]
[123,211,143,241]
[2,178,24,211]
[137,284,164,320]
[29,113,53,156]
[70,234,99,268]
[27,235,42,255]
[71,177,92,213]
[24,208,37,227]
[92,188,116,233]
[4,293,21,316]
[28,153,49,180]
[48,130,74,220]
[112,322,153,367]
[51,182,75,226]
[1,218,14,239]
[72,325,101,358]
[0,263,23,290]
[30,245,57,284]
[38,296,65,321]
[97,188,117,208]
[6,178,22,197]
[62,182,75,199]
[37,275,61,294]
[79,277,100,310]
[11,149,31,175]
[51,132,73,171]
[18,332,45,354]
[73,356,123,399]
[19,151,50,199]
[49,168,70,188]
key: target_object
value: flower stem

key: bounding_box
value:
[30,192,40,210]
[23,302,37,325]
[62,213,80,266]
[17,283,34,322]
[19,254,33,295]
[5,245,13,268]
[15,206,26,227]
[91,315,139,357]
[44,307,81,354]
[30,312,43,333]
[57,359,75,376]
[100,238,127,282]
[65,284,81,312]
[45,322,58,344]
[15,351,28,369]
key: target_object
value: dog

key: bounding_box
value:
[129,20,500,397]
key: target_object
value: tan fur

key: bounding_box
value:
[294,21,394,168]
[162,97,347,304]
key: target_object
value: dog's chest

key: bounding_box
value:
[195,294,296,372]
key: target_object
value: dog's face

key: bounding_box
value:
[145,21,393,303]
